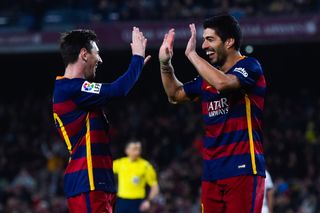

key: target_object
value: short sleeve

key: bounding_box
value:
[113,159,120,174]
[265,170,274,189]
[145,162,158,187]
[229,58,262,90]
[183,76,202,100]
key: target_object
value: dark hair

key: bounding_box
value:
[203,14,242,50]
[125,140,142,148]
[59,29,98,66]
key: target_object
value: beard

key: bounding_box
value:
[84,69,96,81]
[211,47,227,67]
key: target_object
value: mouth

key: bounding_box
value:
[206,50,215,59]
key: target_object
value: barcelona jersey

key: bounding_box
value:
[183,56,266,181]
[52,55,144,197]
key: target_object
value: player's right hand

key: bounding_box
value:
[185,23,197,58]
[159,28,175,64]
[131,27,147,58]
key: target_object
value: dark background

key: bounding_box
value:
[2,42,319,98]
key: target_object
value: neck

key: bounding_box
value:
[64,62,85,79]
[128,157,138,161]
[220,51,243,72]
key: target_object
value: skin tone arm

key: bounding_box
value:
[267,188,275,213]
[185,24,241,92]
[139,184,160,212]
[159,29,191,104]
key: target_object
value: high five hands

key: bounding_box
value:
[185,23,197,58]
[131,26,151,65]
[159,23,197,64]
[159,28,175,65]
[136,23,196,66]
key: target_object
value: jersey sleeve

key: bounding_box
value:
[145,162,158,187]
[113,159,120,174]
[183,76,202,100]
[265,170,274,190]
[74,55,144,109]
[229,58,262,90]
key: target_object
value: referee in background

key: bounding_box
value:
[113,140,159,213]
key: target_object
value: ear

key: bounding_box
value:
[80,48,88,62]
[225,38,235,49]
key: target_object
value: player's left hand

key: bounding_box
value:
[185,23,197,58]
[139,200,151,212]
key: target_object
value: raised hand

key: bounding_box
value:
[159,28,175,64]
[185,23,197,58]
[131,27,147,58]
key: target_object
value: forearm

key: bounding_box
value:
[147,184,159,201]
[108,55,144,97]
[267,190,274,213]
[160,62,184,103]
[187,52,230,91]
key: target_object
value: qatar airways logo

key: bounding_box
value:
[207,98,229,117]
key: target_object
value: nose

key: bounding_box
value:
[202,40,208,50]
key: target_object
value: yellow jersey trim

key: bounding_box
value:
[85,113,95,190]
[56,76,65,80]
[245,94,257,174]
[53,113,72,154]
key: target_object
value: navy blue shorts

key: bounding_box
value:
[115,198,143,213]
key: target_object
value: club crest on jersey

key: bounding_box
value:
[81,81,102,94]
[234,67,248,77]
[132,176,140,185]
[207,97,229,117]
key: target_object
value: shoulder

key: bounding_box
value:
[239,57,262,71]
[136,157,148,164]
[231,56,263,79]
[55,78,85,94]
[140,158,155,169]
[114,157,127,164]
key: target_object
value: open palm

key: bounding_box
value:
[185,24,197,58]
[159,29,175,63]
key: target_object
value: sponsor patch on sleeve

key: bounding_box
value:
[233,67,248,77]
[81,81,102,94]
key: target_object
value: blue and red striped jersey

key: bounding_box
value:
[52,55,144,198]
[183,56,266,181]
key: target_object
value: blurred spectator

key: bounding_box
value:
[29,0,46,31]
[1,0,320,30]
[262,170,275,213]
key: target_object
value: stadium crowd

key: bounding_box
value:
[0,88,319,212]
[0,0,319,31]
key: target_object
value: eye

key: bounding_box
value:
[204,37,214,42]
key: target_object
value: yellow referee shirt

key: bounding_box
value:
[113,157,158,199]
